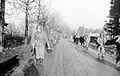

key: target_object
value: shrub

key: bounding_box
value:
[4,33,24,48]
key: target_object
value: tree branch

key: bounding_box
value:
[29,0,35,4]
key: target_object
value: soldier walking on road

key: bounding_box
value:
[97,33,106,59]
[85,35,90,50]
[31,25,50,65]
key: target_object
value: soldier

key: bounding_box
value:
[97,33,105,59]
[85,35,90,50]
[31,25,50,65]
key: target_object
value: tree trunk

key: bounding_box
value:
[25,3,29,44]
[38,0,41,26]
[1,0,5,50]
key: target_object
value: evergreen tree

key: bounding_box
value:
[104,0,120,37]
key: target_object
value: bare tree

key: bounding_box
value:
[7,0,35,44]
[7,0,55,45]
[29,0,52,27]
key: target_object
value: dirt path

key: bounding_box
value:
[41,39,120,76]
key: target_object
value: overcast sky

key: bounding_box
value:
[51,0,110,30]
